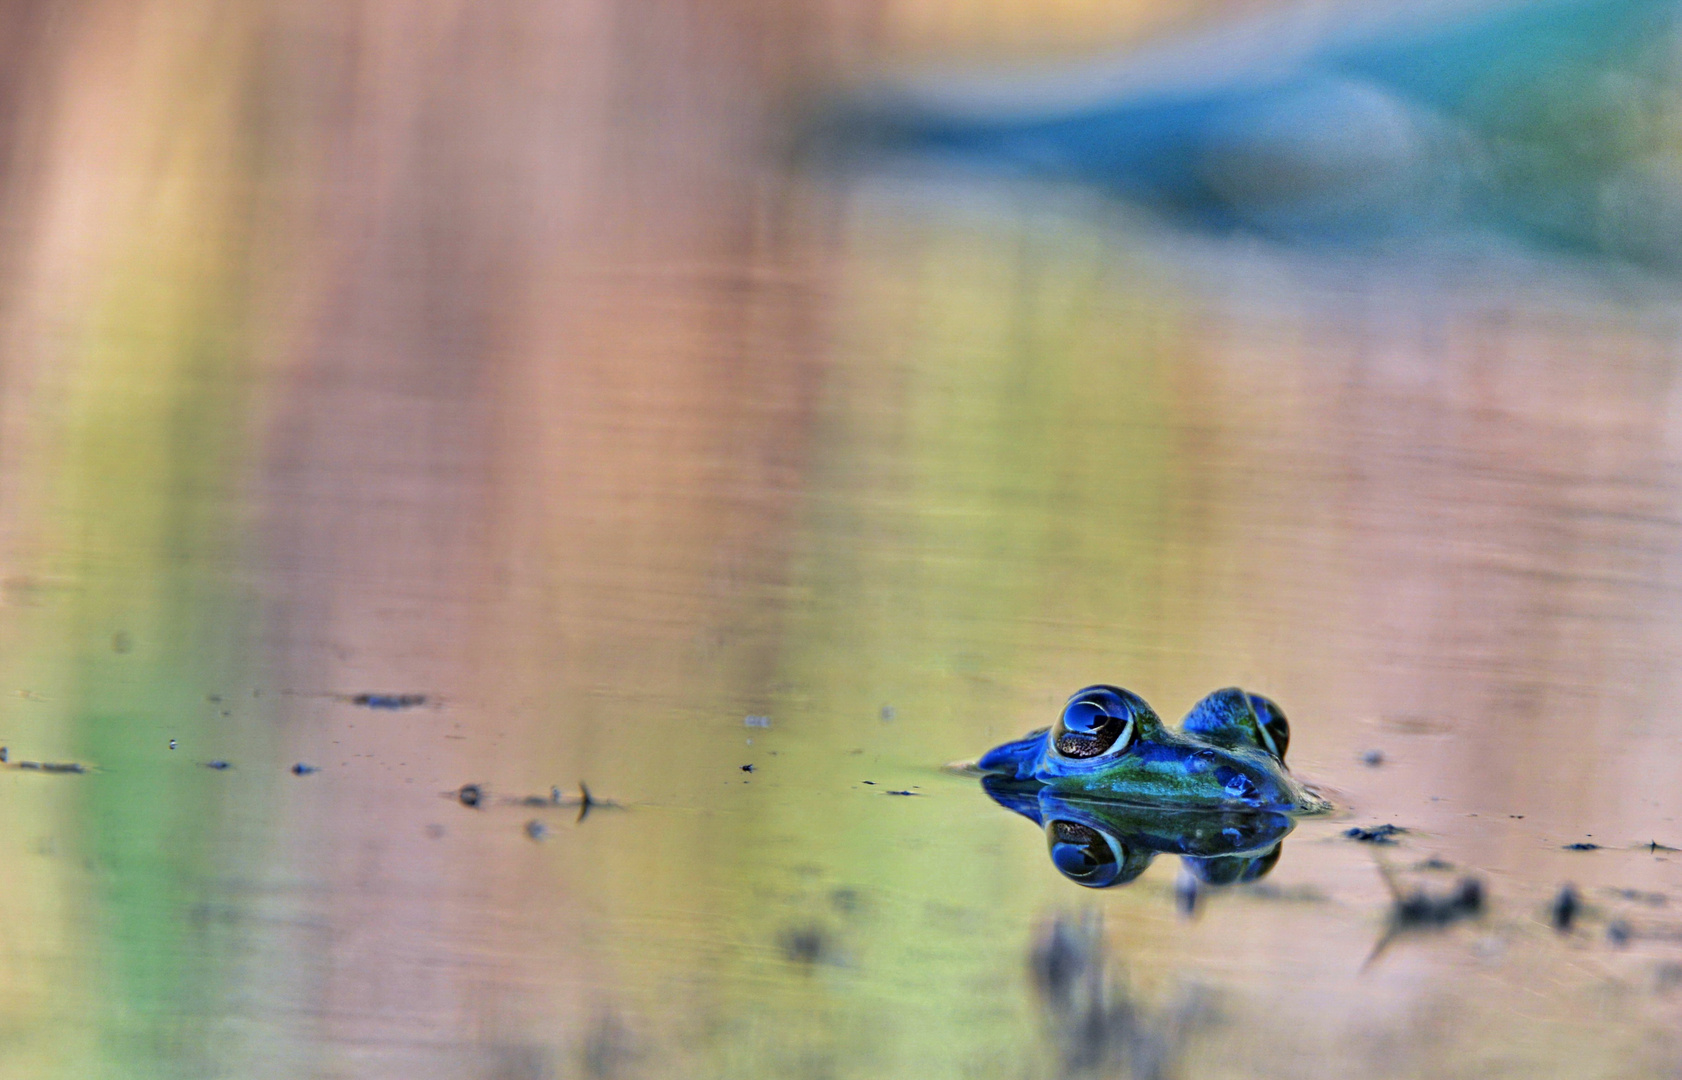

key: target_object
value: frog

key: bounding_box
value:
[983,775,1294,888]
[975,685,1328,814]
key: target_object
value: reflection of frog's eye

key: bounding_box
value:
[1247,694,1290,762]
[1053,686,1136,759]
[1046,820,1124,888]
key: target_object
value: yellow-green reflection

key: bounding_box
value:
[621,200,1193,1078]
[0,9,272,1076]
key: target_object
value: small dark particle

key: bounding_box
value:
[352,693,428,710]
[1551,884,1579,932]
[1650,841,1680,853]
[861,780,876,785]
[1345,824,1405,844]
[1510,814,1524,819]
[1361,749,1385,767]
[880,705,896,722]
[207,695,222,703]
[18,761,87,774]
[1608,919,1633,947]
[458,783,484,808]
[778,925,828,965]
[524,819,548,841]
[741,764,755,773]
[167,739,176,750]
[291,763,319,776]
[1564,842,1601,851]
[0,746,7,763]
[517,793,550,807]
[885,789,920,796]
[1415,857,1455,871]
[204,760,231,771]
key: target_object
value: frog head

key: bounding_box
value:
[977,685,1325,813]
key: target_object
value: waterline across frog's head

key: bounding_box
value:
[977,685,1326,814]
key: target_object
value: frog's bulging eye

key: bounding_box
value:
[1046,820,1125,888]
[1247,693,1290,762]
[1053,685,1136,759]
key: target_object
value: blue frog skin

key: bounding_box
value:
[976,685,1328,814]
[982,775,1294,888]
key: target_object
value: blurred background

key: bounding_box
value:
[2,0,1682,1077]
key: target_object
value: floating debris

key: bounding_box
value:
[1346,824,1405,844]
[15,760,87,774]
[1365,863,1483,969]
[744,715,771,729]
[1361,749,1385,767]
[291,763,319,776]
[458,783,484,808]
[1564,842,1601,851]
[1029,911,1214,1076]
[740,764,755,773]
[524,819,548,841]
[885,789,920,796]
[204,760,232,771]
[508,781,625,823]
[351,693,428,710]
[167,739,176,750]
[1551,884,1580,932]
[0,746,7,763]
[1650,841,1679,854]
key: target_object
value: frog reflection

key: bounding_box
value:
[983,775,1293,888]
[976,686,1326,813]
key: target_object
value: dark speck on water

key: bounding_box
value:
[1346,824,1405,844]
[885,789,919,796]
[1609,920,1633,947]
[779,926,828,965]
[1361,749,1385,767]
[205,760,231,770]
[352,693,428,710]
[0,746,7,763]
[1564,842,1601,851]
[167,739,176,750]
[458,783,484,808]
[740,764,754,773]
[1552,884,1580,932]
[291,763,319,775]
[525,819,548,841]
[16,760,86,774]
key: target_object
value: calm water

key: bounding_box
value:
[3,3,1682,1078]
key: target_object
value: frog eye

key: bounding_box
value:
[1045,820,1125,888]
[1247,693,1290,762]
[1052,685,1137,760]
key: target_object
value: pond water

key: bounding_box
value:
[4,4,1682,1079]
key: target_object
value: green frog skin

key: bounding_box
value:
[976,685,1327,814]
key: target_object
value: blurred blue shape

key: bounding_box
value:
[830,0,1682,264]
